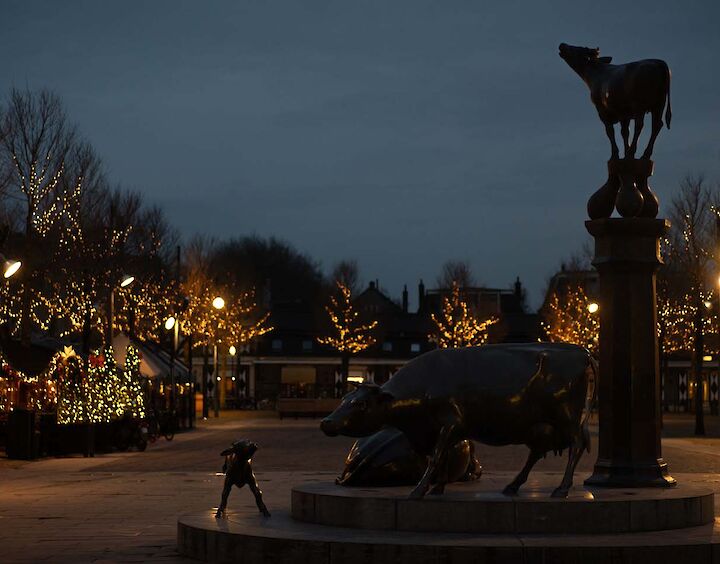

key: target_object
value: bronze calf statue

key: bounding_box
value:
[559,43,671,160]
[215,439,271,518]
[322,343,596,499]
[337,426,481,488]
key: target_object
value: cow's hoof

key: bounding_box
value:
[215,510,226,519]
[261,511,271,518]
[551,488,569,499]
[409,487,426,499]
[502,485,519,496]
[429,485,445,496]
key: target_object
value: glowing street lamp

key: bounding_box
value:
[212,296,225,310]
[165,316,176,331]
[119,274,135,288]
[704,300,712,310]
[229,345,236,356]
[0,254,21,279]
[588,302,599,314]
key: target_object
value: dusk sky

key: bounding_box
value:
[2,0,719,309]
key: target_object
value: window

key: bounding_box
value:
[410,343,421,353]
[382,342,392,352]
[271,339,282,351]
[302,340,313,352]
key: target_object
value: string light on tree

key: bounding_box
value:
[430,283,498,349]
[542,283,599,354]
[318,281,378,383]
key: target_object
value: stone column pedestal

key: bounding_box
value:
[584,217,676,488]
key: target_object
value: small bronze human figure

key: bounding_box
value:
[558,43,671,160]
[215,439,270,518]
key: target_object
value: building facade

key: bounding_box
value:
[191,277,540,409]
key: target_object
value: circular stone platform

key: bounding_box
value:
[292,478,714,534]
[178,472,720,563]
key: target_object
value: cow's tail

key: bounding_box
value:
[581,355,598,454]
[665,64,672,130]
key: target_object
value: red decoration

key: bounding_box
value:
[89,354,105,368]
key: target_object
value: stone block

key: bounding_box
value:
[397,498,514,533]
[316,492,396,529]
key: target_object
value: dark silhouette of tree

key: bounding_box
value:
[211,236,324,307]
[331,259,361,296]
[437,260,476,289]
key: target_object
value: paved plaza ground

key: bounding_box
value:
[3,412,720,563]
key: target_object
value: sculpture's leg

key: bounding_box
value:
[628,114,645,158]
[551,435,585,498]
[641,111,663,160]
[429,450,450,495]
[620,119,631,158]
[409,423,455,499]
[215,476,233,518]
[604,123,619,160]
[248,473,271,517]
[502,449,543,496]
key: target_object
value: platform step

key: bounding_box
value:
[178,509,720,564]
[292,479,713,534]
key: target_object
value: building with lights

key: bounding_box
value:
[190,278,540,413]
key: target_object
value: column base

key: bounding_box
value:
[585,459,676,488]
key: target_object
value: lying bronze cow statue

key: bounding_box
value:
[337,426,481,487]
[321,343,596,498]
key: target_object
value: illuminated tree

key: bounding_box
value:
[542,283,599,354]
[224,290,273,348]
[430,283,497,348]
[0,89,82,341]
[55,345,145,424]
[318,281,378,384]
[666,176,720,435]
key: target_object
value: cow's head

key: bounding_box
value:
[559,43,612,72]
[320,383,393,438]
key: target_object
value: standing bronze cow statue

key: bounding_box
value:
[321,343,596,498]
[558,43,672,220]
[559,43,671,161]
[215,439,271,518]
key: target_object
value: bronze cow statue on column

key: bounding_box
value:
[321,343,596,498]
[559,43,671,161]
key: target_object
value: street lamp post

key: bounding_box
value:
[212,296,225,418]
[716,276,720,416]
[165,315,179,412]
[229,345,236,405]
[106,274,135,346]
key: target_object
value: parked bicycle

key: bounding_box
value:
[114,414,148,452]
[145,408,177,442]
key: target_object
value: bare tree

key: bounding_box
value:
[0,89,77,341]
[561,241,594,272]
[667,175,720,436]
[437,260,477,288]
[331,259,361,296]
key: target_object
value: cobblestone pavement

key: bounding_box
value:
[2,412,720,563]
